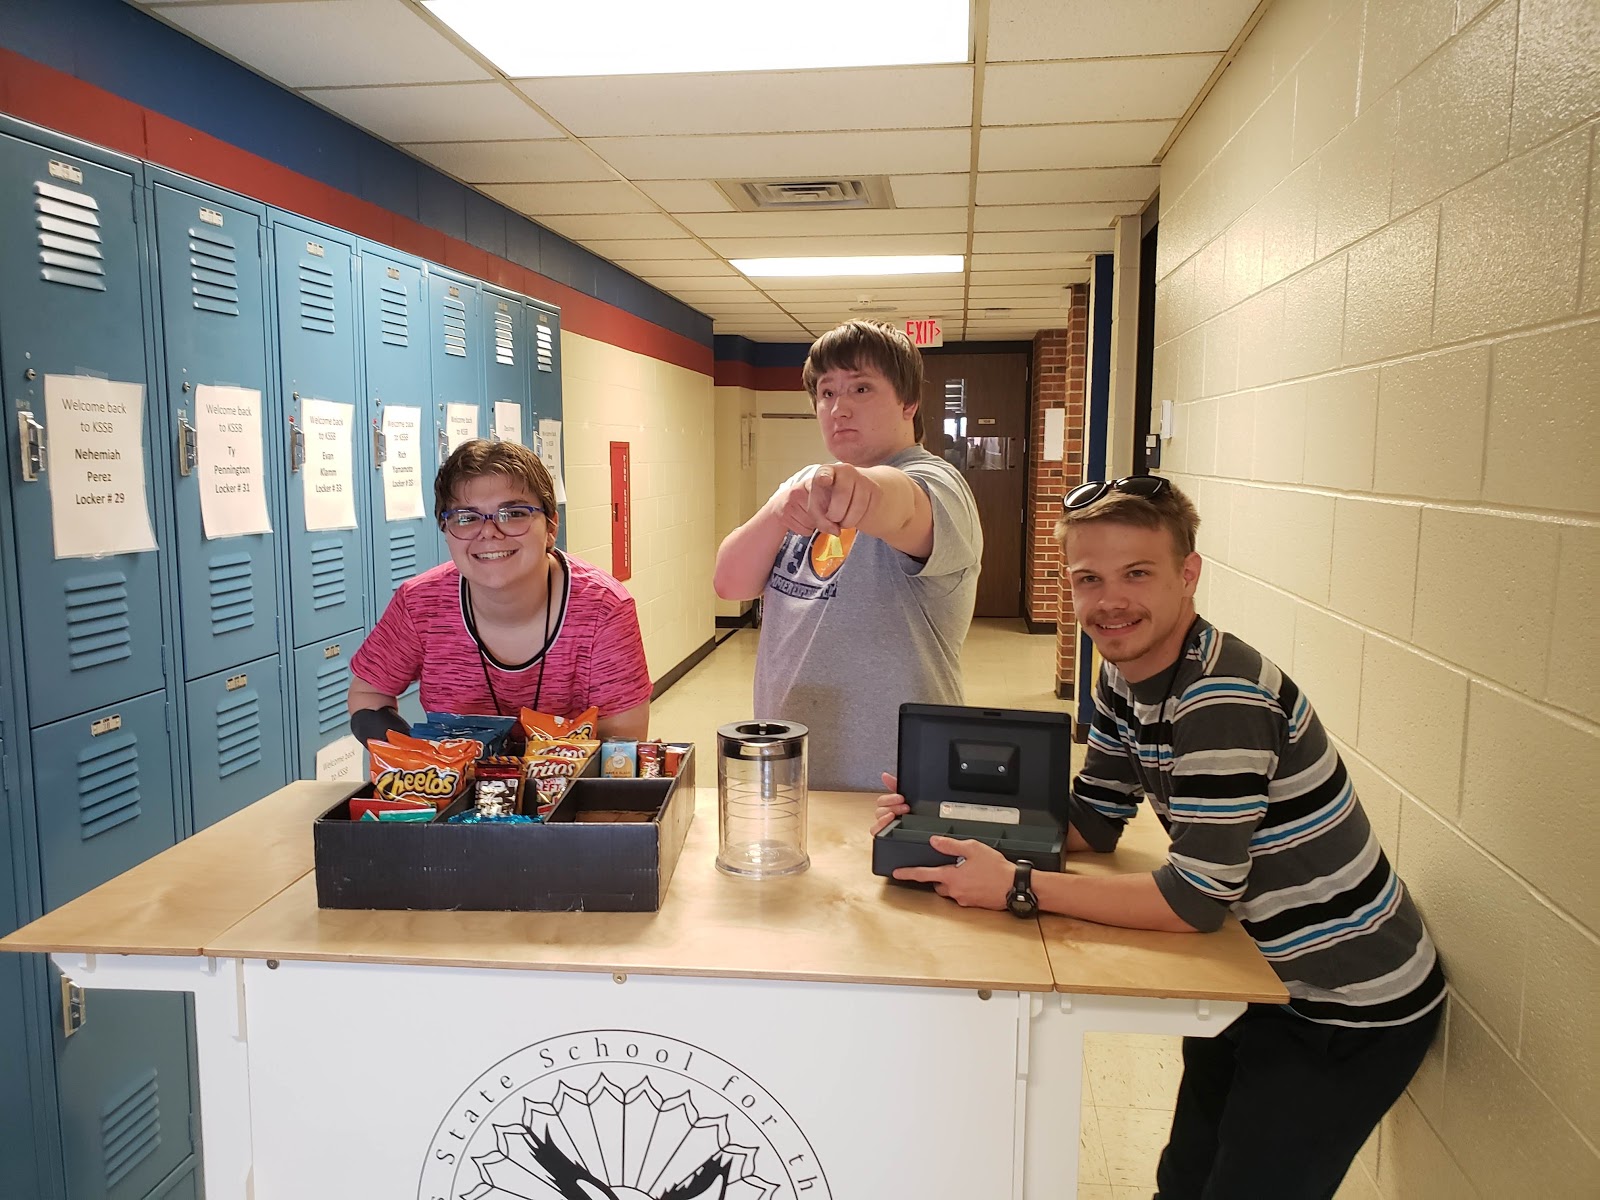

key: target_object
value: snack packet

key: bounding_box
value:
[369,739,472,807]
[521,705,599,742]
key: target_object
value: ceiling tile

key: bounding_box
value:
[634,275,759,293]
[401,140,614,184]
[478,182,655,216]
[978,121,1174,171]
[584,129,972,180]
[970,230,1116,253]
[968,268,1094,285]
[153,0,490,88]
[971,252,1097,270]
[983,57,1221,125]
[678,208,968,239]
[634,181,738,213]
[987,0,1260,61]
[890,174,972,207]
[976,167,1160,205]
[707,233,967,258]
[973,202,1141,231]
[967,284,1081,299]
[534,213,687,241]
[765,287,966,302]
[303,82,560,143]
[582,239,718,261]
[516,66,972,137]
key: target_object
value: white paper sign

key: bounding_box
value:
[314,734,364,782]
[300,398,357,532]
[494,400,522,446]
[381,405,425,522]
[195,384,272,539]
[446,403,479,453]
[1043,408,1065,462]
[537,418,567,505]
[45,374,158,559]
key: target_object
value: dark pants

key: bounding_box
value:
[1153,1002,1442,1200]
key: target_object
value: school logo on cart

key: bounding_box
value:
[418,1029,831,1200]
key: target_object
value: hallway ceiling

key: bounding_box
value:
[128,0,1266,342]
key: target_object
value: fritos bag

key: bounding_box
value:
[521,706,599,742]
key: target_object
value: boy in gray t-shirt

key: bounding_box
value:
[713,321,982,791]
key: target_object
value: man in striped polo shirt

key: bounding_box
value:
[883,476,1444,1198]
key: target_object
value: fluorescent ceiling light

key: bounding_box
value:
[423,0,970,77]
[732,256,965,278]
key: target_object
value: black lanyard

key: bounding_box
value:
[465,555,558,717]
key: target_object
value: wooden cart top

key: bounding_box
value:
[2,782,1285,1002]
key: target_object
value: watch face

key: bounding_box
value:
[1006,889,1038,918]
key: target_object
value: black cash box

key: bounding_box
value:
[313,745,695,912]
[872,704,1071,878]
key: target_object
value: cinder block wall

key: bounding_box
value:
[1154,0,1599,1194]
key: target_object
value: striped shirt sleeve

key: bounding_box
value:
[1061,668,1145,852]
[1153,677,1279,932]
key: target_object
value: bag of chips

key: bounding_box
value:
[369,739,473,807]
[521,705,599,742]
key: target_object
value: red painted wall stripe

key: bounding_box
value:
[712,362,806,392]
[0,47,713,378]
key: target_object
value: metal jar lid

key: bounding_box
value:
[717,720,808,760]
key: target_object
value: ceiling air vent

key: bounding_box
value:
[718,176,894,212]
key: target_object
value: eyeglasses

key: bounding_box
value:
[1062,476,1170,511]
[439,504,546,539]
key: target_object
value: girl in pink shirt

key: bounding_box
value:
[347,440,651,743]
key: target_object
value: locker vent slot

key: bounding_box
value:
[101,1069,162,1188]
[379,280,409,347]
[442,295,468,358]
[207,551,257,634]
[35,180,106,292]
[77,733,142,840]
[65,573,134,670]
[298,262,336,334]
[215,689,264,779]
[189,226,240,316]
[316,658,351,735]
[494,309,515,365]
[535,323,554,373]
[309,540,348,610]
[389,527,418,590]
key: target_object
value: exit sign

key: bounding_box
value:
[904,317,943,347]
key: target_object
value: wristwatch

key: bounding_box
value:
[1005,859,1038,919]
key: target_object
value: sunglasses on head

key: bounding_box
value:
[1062,475,1171,511]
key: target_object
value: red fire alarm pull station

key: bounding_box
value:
[610,441,632,582]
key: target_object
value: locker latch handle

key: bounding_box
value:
[373,423,386,468]
[17,410,45,482]
[61,975,86,1038]
[289,420,305,474]
[177,411,198,477]
[437,424,449,460]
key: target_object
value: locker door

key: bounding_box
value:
[184,653,288,831]
[428,267,484,458]
[529,302,566,550]
[292,632,360,778]
[0,133,165,725]
[483,286,530,449]
[152,182,281,681]
[272,218,367,647]
[53,987,195,1200]
[0,752,46,1200]
[31,691,178,912]
[359,246,439,613]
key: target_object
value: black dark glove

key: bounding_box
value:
[350,705,410,746]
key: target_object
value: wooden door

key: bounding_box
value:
[920,353,1029,618]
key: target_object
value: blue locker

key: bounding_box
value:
[0,130,166,726]
[184,654,289,832]
[528,301,567,550]
[270,215,368,648]
[151,176,284,682]
[0,705,46,1200]
[482,285,531,450]
[292,632,361,779]
[53,987,196,1200]
[428,267,485,464]
[359,244,440,612]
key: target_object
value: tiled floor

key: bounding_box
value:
[653,618,1379,1199]
[652,617,1184,1195]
